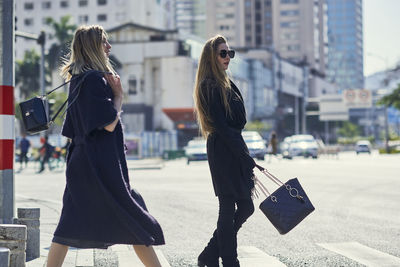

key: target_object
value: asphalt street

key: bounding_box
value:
[14,151,400,266]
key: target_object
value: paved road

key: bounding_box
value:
[15,151,400,266]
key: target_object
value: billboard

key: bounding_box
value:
[343,89,372,108]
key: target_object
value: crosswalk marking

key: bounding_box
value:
[112,244,143,267]
[238,246,286,267]
[63,249,78,267]
[25,256,47,267]
[317,242,400,267]
[75,249,94,267]
[155,249,171,267]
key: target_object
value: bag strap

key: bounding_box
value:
[48,70,105,123]
[255,164,305,202]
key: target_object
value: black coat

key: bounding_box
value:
[203,79,256,199]
[54,71,164,248]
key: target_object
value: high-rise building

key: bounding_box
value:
[206,0,327,73]
[272,0,327,72]
[326,0,364,89]
[175,0,206,38]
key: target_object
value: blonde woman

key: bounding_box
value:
[46,25,164,267]
[194,35,256,267]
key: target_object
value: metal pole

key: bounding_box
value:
[0,0,15,224]
[384,106,390,153]
[294,95,299,134]
[302,64,309,134]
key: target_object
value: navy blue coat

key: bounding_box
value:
[53,71,165,248]
[203,79,256,199]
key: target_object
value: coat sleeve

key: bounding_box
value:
[207,83,256,171]
[79,72,118,136]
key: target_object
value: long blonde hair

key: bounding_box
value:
[194,35,232,138]
[60,25,115,80]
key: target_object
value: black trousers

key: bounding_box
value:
[202,196,254,266]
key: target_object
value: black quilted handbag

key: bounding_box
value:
[254,164,315,235]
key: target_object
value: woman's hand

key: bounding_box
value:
[104,73,123,98]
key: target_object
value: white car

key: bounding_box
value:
[355,140,371,154]
[242,131,267,160]
[281,134,319,159]
[184,138,207,164]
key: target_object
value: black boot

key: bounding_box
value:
[198,232,219,267]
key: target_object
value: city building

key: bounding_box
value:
[326,0,364,90]
[175,0,206,38]
[206,0,327,73]
[15,0,175,60]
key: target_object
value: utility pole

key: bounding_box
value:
[0,0,15,224]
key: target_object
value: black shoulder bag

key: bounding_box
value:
[19,70,96,135]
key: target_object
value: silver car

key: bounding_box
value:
[242,131,267,160]
[281,134,319,159]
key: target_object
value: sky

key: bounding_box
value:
[364,0,400,76]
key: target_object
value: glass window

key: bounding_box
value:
[98,0,107,5]
[281,0,299,3]
[24,18,34,26]
[97,14,107,21]
[24,2,34,10]
[129,76,137,95]
[281,10,299,16]
[78,15,89,23]
[42,2,51,9]
[280,21,298,28]
[79,0,88,7]
[60,1,69,8]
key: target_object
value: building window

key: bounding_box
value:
[97,14,107,21]
[128,76,137,95]
[281,0,299,3]
[280,21,299,28]
[264,0,271,6]
[78,15,89,23]
[24,2,34,10]
[79,0,88,7]
[42,2,51,9]
[281,10,299,16]
[24,18,34,26]
[60,1,69,8]
[97,0,107,5]
[286,44,300,51]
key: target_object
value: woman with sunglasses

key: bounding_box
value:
[194,35,256,267]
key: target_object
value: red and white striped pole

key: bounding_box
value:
[0,0,15,224]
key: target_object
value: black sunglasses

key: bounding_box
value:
[219,49,235,59]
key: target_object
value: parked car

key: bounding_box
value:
[242,131,267,160]
[355,140,371,154]
[281,134,319,159]
[184,138,207,164]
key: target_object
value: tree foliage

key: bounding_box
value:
[337,121,361,138]
[15,49,40,98]
[45,15,77,71]
[378,83,400,110]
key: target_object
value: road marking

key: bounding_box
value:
[317,242,400,267]
[63,249,77,267]
[155,249,171,267]
[112,244,143,267]
[75,249,94,267]
[238,246,286,267]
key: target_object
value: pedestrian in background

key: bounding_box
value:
[194,35,256,267]
[46,25,164,267]
[37,135,54,173]
[18,133,31,169]
[268,131,279,163]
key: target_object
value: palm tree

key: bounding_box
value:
[45,15,77,72]
[15,49,40,98]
